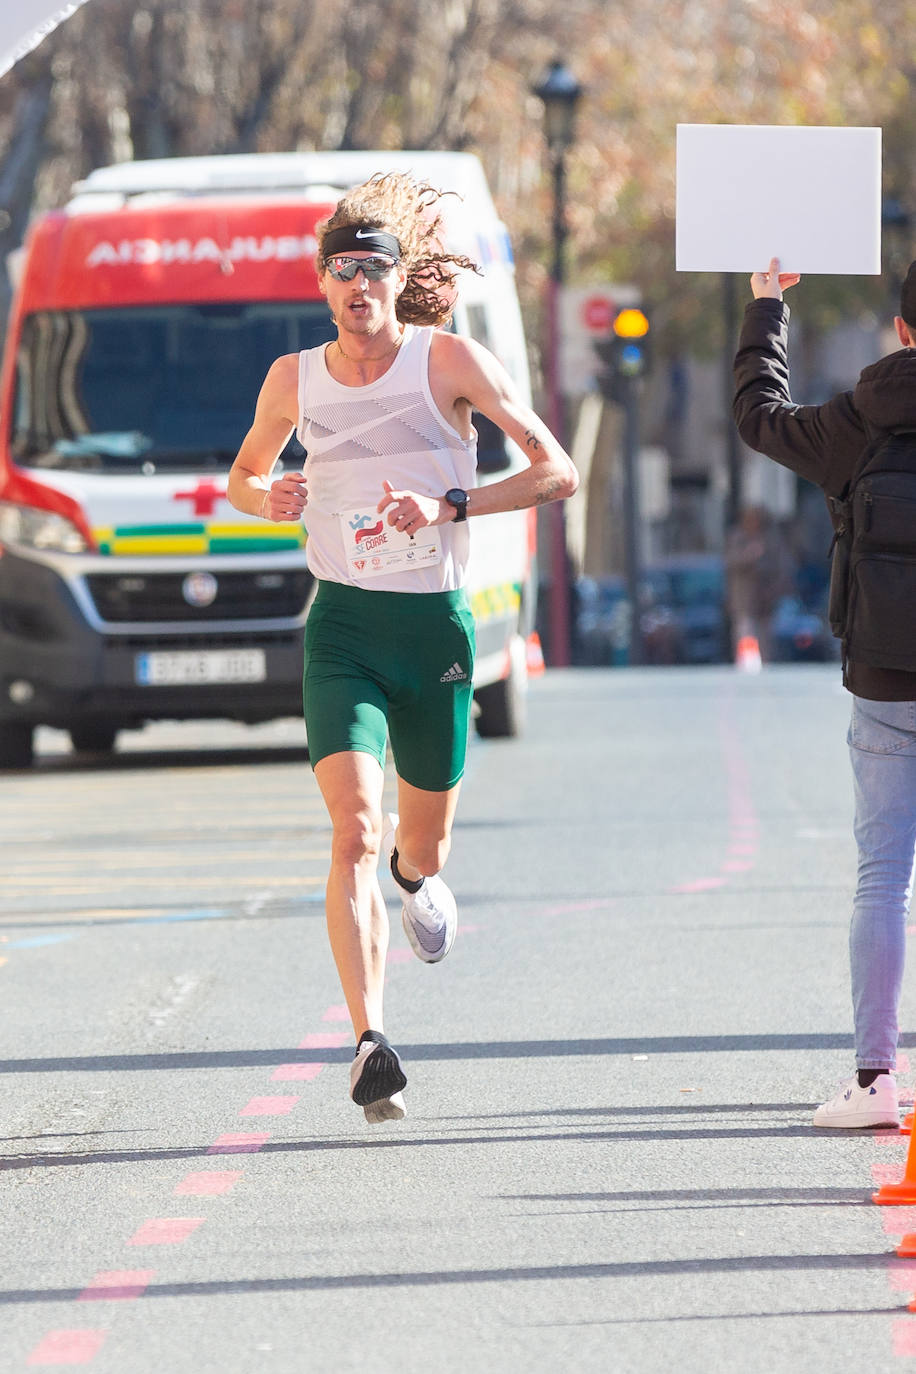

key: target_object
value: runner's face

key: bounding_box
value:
[320,251,406,335]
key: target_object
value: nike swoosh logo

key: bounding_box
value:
[355,229,375,239]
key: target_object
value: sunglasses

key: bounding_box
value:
[326,255,398,282]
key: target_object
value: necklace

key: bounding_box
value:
[335,331,404,364]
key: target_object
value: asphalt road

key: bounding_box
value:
[3,665,916,1373]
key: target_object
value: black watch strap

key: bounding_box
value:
[445,488,469,523]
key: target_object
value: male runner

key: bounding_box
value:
[228,172,577,1123]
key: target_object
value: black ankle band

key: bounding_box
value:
[391,847,423,894]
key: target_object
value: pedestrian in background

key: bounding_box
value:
[733,256,916,1128]
[725,505,794,662]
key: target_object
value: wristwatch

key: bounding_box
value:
[444,488,469,523]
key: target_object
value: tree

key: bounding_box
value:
[1,0,915,373]
[0,58,54,334]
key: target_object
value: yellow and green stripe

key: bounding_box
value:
[470,581,521,625]
[93,522,307,556]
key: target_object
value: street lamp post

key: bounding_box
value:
[533,59,582,669]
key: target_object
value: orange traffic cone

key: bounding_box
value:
[898,1234,916,1256]
[526,632,545,677]
[902,1111,914,1136]
[735,635,762,673]
[874,1126,916,1204]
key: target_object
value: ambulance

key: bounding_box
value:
[0,151,538,767]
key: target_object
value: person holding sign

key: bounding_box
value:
[734,256,916,1128]
[228,172,577,1124]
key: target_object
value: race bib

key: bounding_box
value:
[339,508,443,581]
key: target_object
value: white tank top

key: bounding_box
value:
[295,324,477,592]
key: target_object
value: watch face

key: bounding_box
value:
[445,488,468,522]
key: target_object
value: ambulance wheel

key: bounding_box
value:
[474,633,528,739]
[0,721,35,769]
[70,723,118,754]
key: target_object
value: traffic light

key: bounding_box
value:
[593,306,650,401]
[613,307,649,375]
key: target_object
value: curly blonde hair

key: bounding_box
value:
[317,172,480,327]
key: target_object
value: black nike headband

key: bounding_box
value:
[321,226,401,260]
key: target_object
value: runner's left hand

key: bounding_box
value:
[378,480,446,532]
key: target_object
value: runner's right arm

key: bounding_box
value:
[228,354,308,522]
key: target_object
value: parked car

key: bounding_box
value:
[575,556,729,667]
[769,594,838,663]
[639,555,730,665]
[574,575,631,665]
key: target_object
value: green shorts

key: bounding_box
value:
[303,580,476,791]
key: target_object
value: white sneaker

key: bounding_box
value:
[382,813,457,964]
[813,1073,899,1128]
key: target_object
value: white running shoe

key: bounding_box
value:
[349,1033,407,1124]
[382,813,458,964]
[812,1073,899,1128]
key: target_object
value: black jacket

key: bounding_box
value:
[733,296,916,701]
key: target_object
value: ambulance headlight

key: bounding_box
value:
[0,502,89,554]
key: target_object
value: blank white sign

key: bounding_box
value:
[676,124,882,274]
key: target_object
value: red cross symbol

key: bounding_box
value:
[173,479,228,517]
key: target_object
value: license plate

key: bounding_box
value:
[135,649,266,686]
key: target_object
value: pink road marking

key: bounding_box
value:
[873,1163,906,1186]
[889,1265,916,1292]
[271,1063,325,1082]
[128,1218,205,1246]
[671,878,727,894]
[883,1209,916,1235]
[322,1004,349,1022]
[386,948,414,964]
[728,843,757,855]
[460,923,481,934]
[893,1320,916,1355]
[899,1054,912,1074]
[27,1330,107,1364]
[173,1171,242,1196]
[298,1032,349,1049]
[239,1095,299,1116]
[877,1132,907,1146]
[78,1271,154,1302]
[721,859,753,873]
[908,926,916,936]
[208,1132,270,1155]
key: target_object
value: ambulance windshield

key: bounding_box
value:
[11,302,334,472]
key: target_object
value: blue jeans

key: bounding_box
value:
[848,697,916,1069]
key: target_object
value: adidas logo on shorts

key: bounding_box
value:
[439,661,468,683]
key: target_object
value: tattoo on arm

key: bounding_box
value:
[524,429,543,453]
[534,478,564,506]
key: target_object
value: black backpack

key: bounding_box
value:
[828,426,916,677]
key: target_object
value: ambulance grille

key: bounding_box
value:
[86,570,311,622]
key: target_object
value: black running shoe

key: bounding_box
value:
[349,1032,407,1123]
